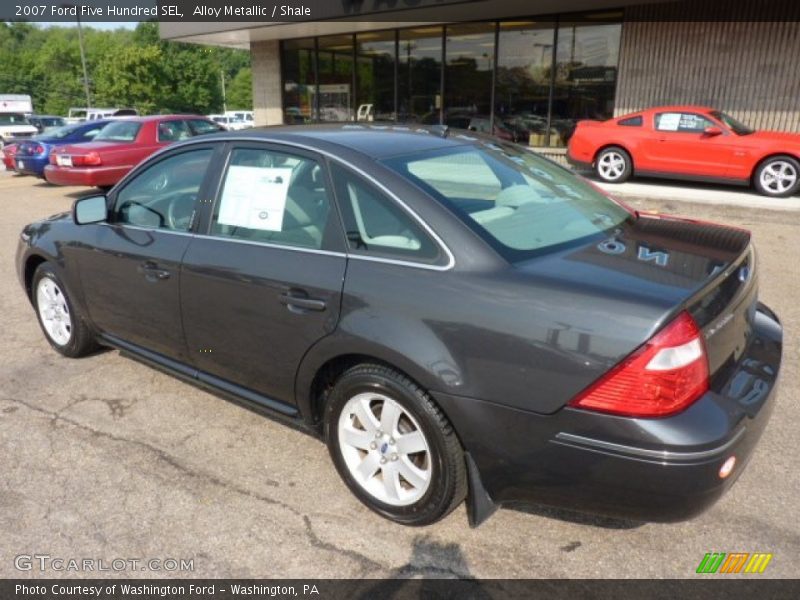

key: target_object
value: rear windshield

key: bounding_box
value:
[382,141,633,262]
[94,121,141,142]
[41,124,82,139]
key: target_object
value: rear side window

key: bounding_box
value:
[94,121,141,142]
[330,163,441,263]
[618,115,642,127]
[157,120,193,142]
[210,147,335,250]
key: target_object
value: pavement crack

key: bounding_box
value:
[302,515,383,575]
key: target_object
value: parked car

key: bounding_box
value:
[28,115,67,133]
[568,105,800,197]
[0,112,38,147]
[1,142,18,170]
[208,114,252,131]
[17,125,781,527]
[44,115,223,188]
[66,107,138,124]
[14,120,112,178]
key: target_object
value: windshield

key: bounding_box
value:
[39,124,82,140]
[710,111,754,135]
[0,113,31,126]
[382,140,633,262]
[94,121,141,142]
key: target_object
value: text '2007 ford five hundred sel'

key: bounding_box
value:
[17,125,781,527]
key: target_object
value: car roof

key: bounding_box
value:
[210,124,476,159]
[121,114,209,123]
[634,105,717,115]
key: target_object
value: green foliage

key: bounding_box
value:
[226,67,252,110]
[0,21,251,115]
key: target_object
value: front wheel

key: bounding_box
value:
[32,262,97,357]
[325,364,467,526]
[754,156,800,198]
[595,146,632,183]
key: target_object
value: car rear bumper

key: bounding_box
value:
[434,302,782,524]
[43,164,129,187]
[15,156,48,177]
[566,149,593,171]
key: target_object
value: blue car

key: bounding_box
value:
[14,120,111,178]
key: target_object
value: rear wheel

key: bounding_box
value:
[754,156,800,198]
[595,146,632,183]
[32,263,97,357]
[325,364,466,526]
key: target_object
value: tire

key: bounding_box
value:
[595,146,632,183]
[753,156,800,198]
[325,363,467,526]
[32,262,97,358]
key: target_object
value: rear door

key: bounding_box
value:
[179,143,347,405]
[77,143,219,360]
[640,111,736,177]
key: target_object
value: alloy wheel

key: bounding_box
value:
[759,160,798,195]
[337,392,432,507]
[598,151,627,181]
[36,278,72,346]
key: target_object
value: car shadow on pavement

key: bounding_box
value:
[505,502,643,530]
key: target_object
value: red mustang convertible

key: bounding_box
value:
[44,115,222,189]
[568,105,800,197]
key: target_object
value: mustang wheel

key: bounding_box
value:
[32,263,97,357]
[595,146,632,183]
[754,156,800,198]
[325,364,466,525]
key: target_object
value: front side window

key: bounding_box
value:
[211,148,334,250]
[113,148,213,231]
[382,142,632,262]
[710,110,754,135]
[95,121,142,142]
[331,163,440,262]
[655,112,715,133]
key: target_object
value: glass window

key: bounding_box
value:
[318,34,354,122]
[355,30,396,122]
[496,21,556,147]
[382,143,632,262]
[398,27,443,124]
[0,113,30,126]
[445,23,495,133]
[212,148,334,250]
[157,120,193,142]
[655,112,715,133]
[710,111,754,135]
[618,115,642,127]
[331,162,440,262]
[114,149,213,231]
[188,119,224,135]
[552,17,622,147]
[282,37,316,124]
[95,121,142,142]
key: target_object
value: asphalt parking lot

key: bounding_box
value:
[1,170,798,579]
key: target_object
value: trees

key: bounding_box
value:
[226,68,252,110]
[0,21,250,115]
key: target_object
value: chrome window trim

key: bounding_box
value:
[133,135,457,271]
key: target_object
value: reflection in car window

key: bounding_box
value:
[113,149,212,231]
[211,148,333,250]
[94,121,141,142]
[188,119,223,135]
[382,143,632,262]
[331,163,440,262]
[710,111,754,135]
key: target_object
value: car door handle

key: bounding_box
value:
[137,261,171,281]
[278,291,327,312]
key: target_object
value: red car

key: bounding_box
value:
[1,143,18,171]
[44,115,223,189]
[568,105,800,197]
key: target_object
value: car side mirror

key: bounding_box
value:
[704,126,723,137]
[73,195,108,225]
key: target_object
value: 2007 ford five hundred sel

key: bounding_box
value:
[16,125,782,526]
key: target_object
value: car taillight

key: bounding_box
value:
[32,144,44,154]
[77,152,102,166]
[569,311,708,418]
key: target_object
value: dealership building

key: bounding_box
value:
[161,0,800,156]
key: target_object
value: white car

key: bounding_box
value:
[208,114,252,131]
[0,113,38,147]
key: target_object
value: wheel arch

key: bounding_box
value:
[23,253,49,302]
[750,152,800,182]
[594,143,634,169]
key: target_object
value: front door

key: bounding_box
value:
[180,144,347,405]
[77,145,217,361]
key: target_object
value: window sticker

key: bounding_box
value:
[218,166,293,231]
[657,113,681,131]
